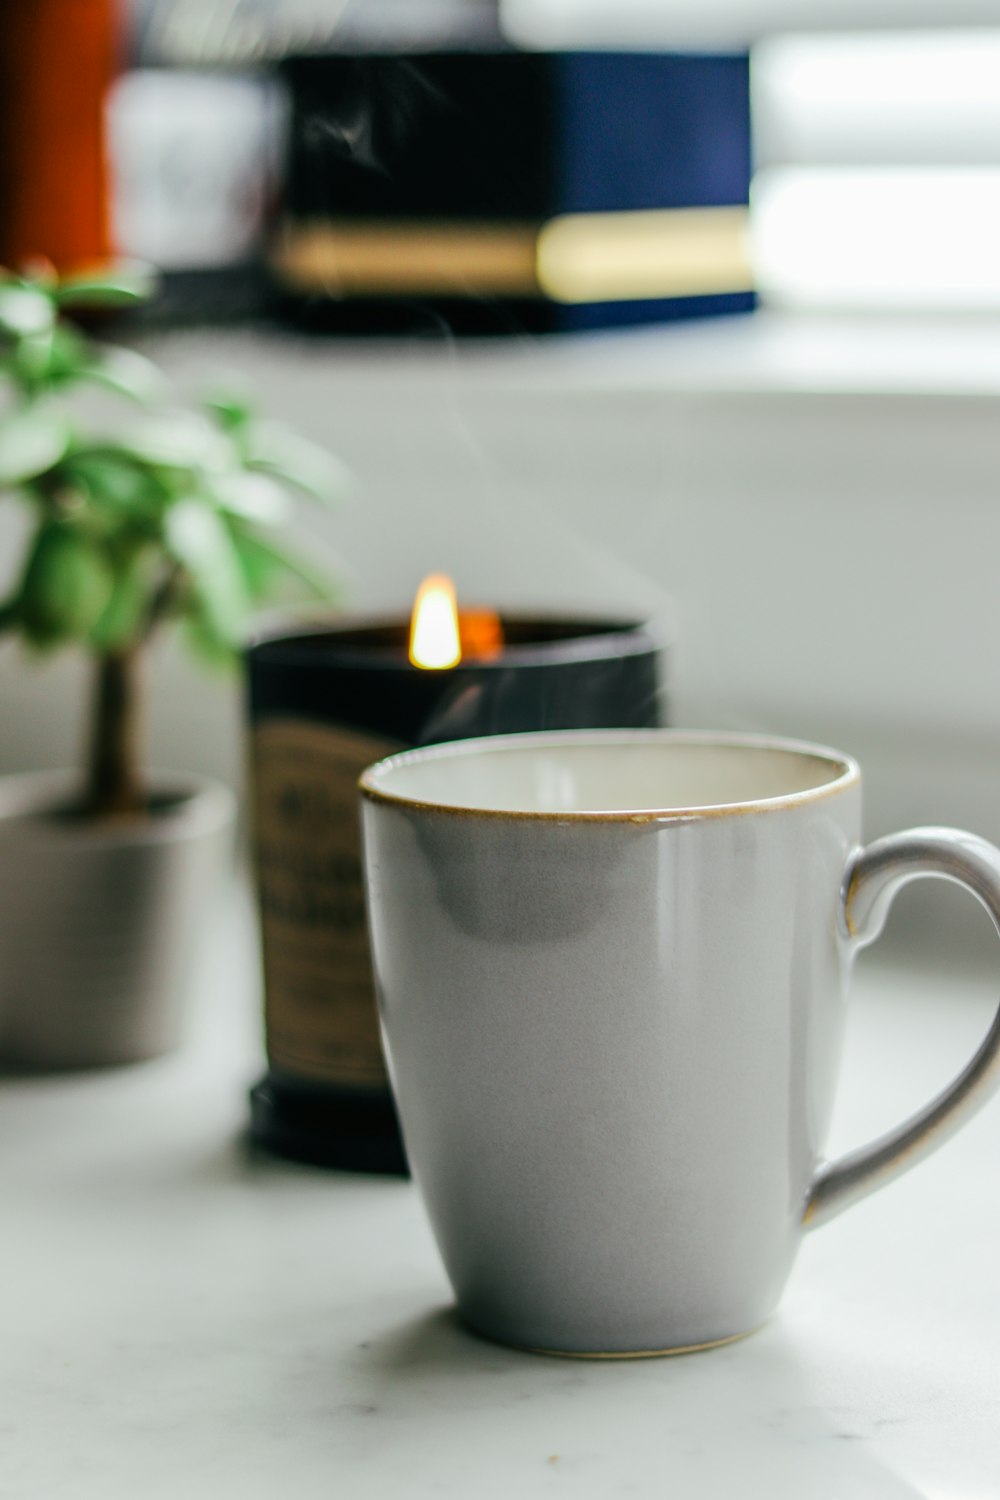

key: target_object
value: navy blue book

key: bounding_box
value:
[274,50,754,335]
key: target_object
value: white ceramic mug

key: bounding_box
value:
[360,730,1000,1357]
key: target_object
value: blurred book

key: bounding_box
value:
[0,0,116,273]
[273,50,753,335]
[99,4,754,333]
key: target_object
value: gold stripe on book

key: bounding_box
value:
[273,206,753,303]
[273,220,543,296]
[536,206,752,303]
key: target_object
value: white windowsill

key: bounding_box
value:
[520,308,1000,397]
[154,308,1000,400]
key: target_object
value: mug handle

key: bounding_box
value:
[805,827,1000,1230]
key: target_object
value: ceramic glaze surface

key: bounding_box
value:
[362,733,860,1353]
[0,774,234,1068]
[362,731,1000,1356]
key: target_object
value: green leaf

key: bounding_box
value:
[0,408,71,487]
[123,413,233,474]
[54,262,158,308]
[229,527,339,604]
[11,329,56,385]
[63,449,157,515]
[164,498,249,645]
[81,345,168,404]
[88,550,153,650]
[229,529,280,600]
[44,323,90,384]
[18,522,113,646]
[0,284,55,338]
[210,471,292,526]
[204,389,254,432]
[244,420,348,505]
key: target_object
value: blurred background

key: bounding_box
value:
[2,0,1000,952]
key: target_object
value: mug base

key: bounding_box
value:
[462,1316,759,1360]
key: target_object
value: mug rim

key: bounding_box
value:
[358,728,861,823]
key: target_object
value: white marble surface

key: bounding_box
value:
[4,887,1000,1500]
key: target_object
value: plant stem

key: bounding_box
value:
[86,647,145,817]
[143,562,182,641]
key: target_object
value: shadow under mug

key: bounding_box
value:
[360,729,1000,1357]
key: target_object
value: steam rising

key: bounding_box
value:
[305,59,451,178]
[294,51,675,731]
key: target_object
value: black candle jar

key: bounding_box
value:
[247,614,664,1173]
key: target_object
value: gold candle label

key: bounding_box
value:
[251,719,401,1089]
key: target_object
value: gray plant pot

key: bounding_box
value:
[0,773,235,1070]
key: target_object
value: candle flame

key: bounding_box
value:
[457,607,504,662]
[408,575,505,669]
[409,574,461,669]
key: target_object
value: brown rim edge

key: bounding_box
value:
[358,729,861,825]
[464,1318,761,1360]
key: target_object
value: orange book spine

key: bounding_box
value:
[0,0,118,272]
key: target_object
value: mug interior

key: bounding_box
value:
[360,731,857,818]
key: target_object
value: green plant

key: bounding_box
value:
[0,262,342,817]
